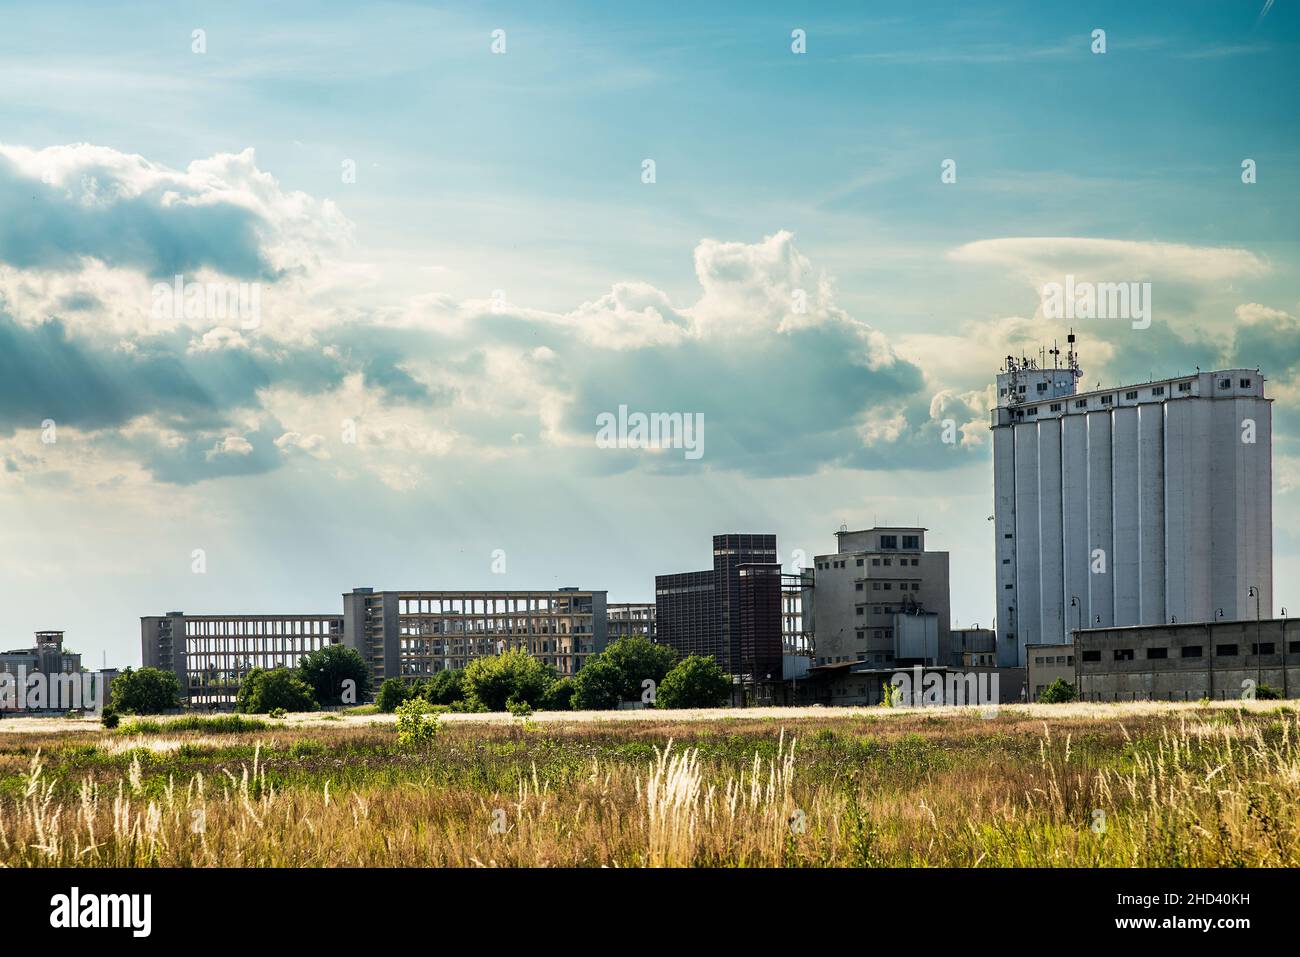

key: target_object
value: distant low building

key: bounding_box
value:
[1075,619,1300,701]
[1026,642,1075,699]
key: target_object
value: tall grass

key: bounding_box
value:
[0,710,1296,866]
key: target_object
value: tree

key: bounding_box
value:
[237,668,318,714]
[462,647,556,712]
[570,655,626,710]
[656,655,731,709]
[540,676,575,711]
[298,645,370,706]
[110,667,181,715]
[421,668,467,706]
[395,697,439,748]
[376,677,408,713]
[1037,678,1078,704]
[600,636,678,701]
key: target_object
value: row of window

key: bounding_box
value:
[816,556,923,571]
[1082,640,1298,662]
[1013,380,1202,419]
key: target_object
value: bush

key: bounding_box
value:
[463,648,556,712]
[1037,678,1078,704]
[599,636,679,702]
[656,655,732,709]
[376,677,409,713]
[570,656,624,710]
[297,645,370,706]
[1255,684,1283,700]
[420,668,467,706]
[236,668,318,714]
[507,698,534,718]
[540,676,575,711]
[109,667,181,715]
[269,707,287,719]
[100,708,120,729]
[395,697,439,748]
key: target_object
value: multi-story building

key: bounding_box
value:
[1,631,81,678]
[1026,641,1075,699]
[607,602,656,643]
[992,338,1272,666]
[811,527,950,668]
[655,534,782,694]
[341,587,608,684]
[141,612,344,705]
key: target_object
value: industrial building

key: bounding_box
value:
[1026,642,1075,699]
[655,534,783,700]
[1074,619,1300,701]
[607,602,656,642]
[810,527,950,668]
[141,613,344,705]
[992,337,1272,666]
[341,587,607,684]
[0,631,116,712]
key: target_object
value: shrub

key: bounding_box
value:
[376,678,409,713]
[599,636,679,701]
[1255,684,1283,700]
[236,668,318,714]
[1037,678,1078,704]
[100,708,120,729]
[297,645,370,706]
[269,707,287,719]
[507,698,534,718]
[462,648,556,712]
[395,697,439,748]
[109,667,181,715]
[540,676,575,711]
[570,656,624,710]
[420,668,467,706]
[656,655,731,709]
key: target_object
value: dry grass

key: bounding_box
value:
[0,704,1296,866]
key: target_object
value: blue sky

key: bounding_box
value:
[1,1,1298,666]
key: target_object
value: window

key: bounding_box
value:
[1146,647,1167,659]
[1216,644,1239,657]
[1290,641,1300,655]
[1113,648,1134,661]
[1075,399,1087,409]
[902,535,919,549]
[1018,385,1026,393]
[872,558,881,566]
[1100,395,1113,405]
[1252,643,1275,655]
[1219,378,1231,389]
[883,558,892,566]
[883,583,892,590]
[1178,382,1191,392]
[1152,385,1165,396]
[855,582,863,591]
[855,607,864,616]
[880,535,898,550]
[1036,381,1048,392]
[911,559,919,566]
[1000,388,1007,396]
[1004,533,1012,539]
[1004,583,1013,590]
[1050,403,1062,412]
[856,558,864,566]
[1125,391,1138,400]
[1028,407,1038,416]
[872,583,881,591]
[1082,650,1101,662]
[1181,646,1203,658]
[1240,378,1252,388]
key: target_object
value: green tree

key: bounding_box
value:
[376,677,408,713]
[421,668,467,706]
[656,655,732,709]
[601,636,678,701]
[297,645,370,706]
[395,697,440,748]
[1037,678,1078,704]
[540,676,575,711]
[237,668,318,714]
[570,655,626,710]
[109,667,181,715]
[462,647,556,712]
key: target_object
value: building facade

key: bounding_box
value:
[1026,641,1075,699]
[1075,619,1299,700]
[341,587,608,684]
[141,612,344,705]
[992,342,1272,666]
[607,602,656,643]
[654,534,782,690]
[811,527,950,668]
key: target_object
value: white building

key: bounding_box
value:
[991,337,1272,667]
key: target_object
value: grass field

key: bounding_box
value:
[1,701,1297,867]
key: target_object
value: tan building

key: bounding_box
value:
[1026,642,1075,699]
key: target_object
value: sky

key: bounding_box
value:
[1,1,1298,668]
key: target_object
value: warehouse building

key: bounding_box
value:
[1075,619,1300,701]
[992,337,1272,666]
